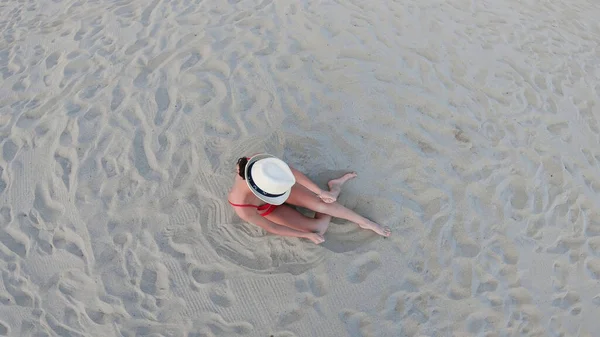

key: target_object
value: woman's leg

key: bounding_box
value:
[290,166,357,203]
[285,183,392,237]
[264,174,353,235]
[264,205,331,235]
[319,172,357,203]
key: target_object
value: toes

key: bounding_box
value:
[376,226,391,237]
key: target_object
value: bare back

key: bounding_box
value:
[228,172,265,217]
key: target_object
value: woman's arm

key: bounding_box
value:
[289,166,337,203]
[289,166,322,195]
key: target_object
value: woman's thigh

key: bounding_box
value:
[264,204,321,233]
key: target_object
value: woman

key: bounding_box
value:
[228,153,392,244]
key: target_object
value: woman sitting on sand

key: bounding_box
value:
[228,153,392,244]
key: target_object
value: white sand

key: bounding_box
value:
[1,0,600,335]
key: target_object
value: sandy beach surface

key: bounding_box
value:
[1,0,600,336]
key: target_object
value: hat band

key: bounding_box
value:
[247,161,287,198]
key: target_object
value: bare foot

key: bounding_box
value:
[319,172,358,203]
[359,221,392,237]
[305,232,325,244]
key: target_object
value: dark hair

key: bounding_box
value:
[237,157,248,179]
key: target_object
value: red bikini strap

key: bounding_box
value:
[228,200,259,208]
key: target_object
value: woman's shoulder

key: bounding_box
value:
[229,180,253,201]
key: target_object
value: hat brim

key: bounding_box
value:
[245,153,291,205]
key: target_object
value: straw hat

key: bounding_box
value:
[245,153,295,205]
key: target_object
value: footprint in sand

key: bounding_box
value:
[52,228,88,264]
[190,264,226,285]
[383,291,406,321]
[0,138,20,195]
[584,213,600,237]
[449,222,481,258]
[0,207,11,227]
[179,50,204,72]
[209,283,234,308]
[1,267,37,307]
[279,268,330,326]
[140,262,170,297]
[474,266,498,295]
[339,309,374,337]
[154,87,170,126]
[278,307,305,327]
[552,291,580,310]
[110,84,126,111]
[448,258,473,300]
[15,210,53,255]
[0,227,29,258]
[347,251,381,284]
[306,271,329,298]
[45,51,61,69]
[33,182,64,223]
[488,235,519,265]
[585,258,600,280]
[2,138,19,162]
[586,237,600,257]
[189,264,232,307]
[54,152,72,191]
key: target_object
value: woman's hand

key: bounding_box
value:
[318,190,337,203]
[305,232,325,244]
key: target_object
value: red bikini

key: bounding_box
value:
[228,201,278,217]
